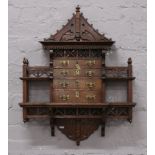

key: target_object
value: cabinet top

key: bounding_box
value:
[40,6,115,50]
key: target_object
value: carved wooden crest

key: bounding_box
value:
[40,6,114,50]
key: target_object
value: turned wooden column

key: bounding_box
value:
[127,57,133,123]
[101,50,106,136]
[49,50,54,102]
[49,50,55,136]
[22,58,29,122]
[50,108,55,136]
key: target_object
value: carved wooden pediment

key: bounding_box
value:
[40,6,114,49]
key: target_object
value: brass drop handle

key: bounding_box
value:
[75,91,80,98]
[75,64,81,70]
[75,70,80,76]
[86,82,95,89]
[60,60,69,66]
[86,95,96,100]
[59,81,69,88]
[75,64,81,76]
[87,60,96,67]
[61,70,68,76]
[59,95,70,101]
[86,71,94,77]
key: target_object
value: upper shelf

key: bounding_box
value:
[20,77,53,81]
[102,77,135,80]
[19,102,136,108]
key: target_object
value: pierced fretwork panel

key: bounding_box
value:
[106,107,129,117]
[52,108,104,116]
[27,107,49,115]
[53,49,102,58]
[105,67,128,78]
[28,66,51,78]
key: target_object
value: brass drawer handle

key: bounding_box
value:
[87,60,96,67]
[75,64,81,70]
[60,60,69,66]
[86,71,94,77]
[86,95,96,100]
[86,82,95,89]
[75,91,80,98]
[75,70,80,76]
[75,64,81,76]
[61,70,68,76]
[59,95,70,101]
[59,81,69,88]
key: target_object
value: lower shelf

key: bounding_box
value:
[20,101,135,145]
[26,114,130,120]
[27,115,103,119]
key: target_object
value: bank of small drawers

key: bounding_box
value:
[53,58,102,104]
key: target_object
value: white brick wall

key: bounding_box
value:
[8,0,147,154]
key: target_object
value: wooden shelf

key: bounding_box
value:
[27,115,49,119]
[20,77,53,80]
[102,77,135,80]
[19,102,136,108]
[27,115,129,120]
[20,77,135,81]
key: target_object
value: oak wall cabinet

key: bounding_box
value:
[19,6,135,145]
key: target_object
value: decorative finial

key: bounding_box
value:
[128,57,132,64]
[76,5,80,12]
[23,57,29,65]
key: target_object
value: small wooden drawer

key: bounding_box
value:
[53,69,101,77]
[53,59,102,69]
[53,78,102,90]
[52,89,102,103]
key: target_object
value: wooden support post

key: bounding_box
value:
[127,58,133,123]
[101,50,106,103]
[49,50,54,102]
[101,51,106,136]
[22,58,29,122]
[49,50,55,136]
[101,120,105,137]
[50,117,55,136]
